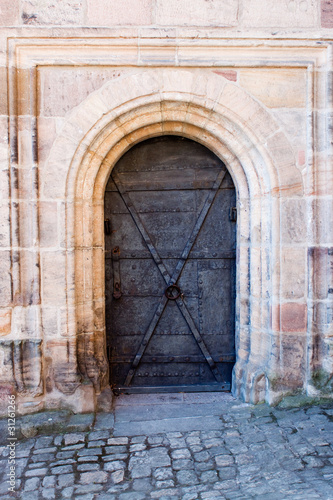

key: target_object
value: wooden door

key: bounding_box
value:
[105,136,236,393]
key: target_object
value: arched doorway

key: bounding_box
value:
[105,136,236,394]
[41,68,305,408]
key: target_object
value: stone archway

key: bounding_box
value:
[42,68,303,409]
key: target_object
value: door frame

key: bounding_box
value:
[105,136,237,393]
[54,70,303,406]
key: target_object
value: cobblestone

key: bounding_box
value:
[57,473,75,488]
[42,476,55,488]
[78,463,101,471]
[107,437,128,445]
[34,436,54,449]
[2,393,333,498]
[78,455,99,462]
[89,431,110,441]
[24,477,40,491]
[79,471,108,484]
[104,460,126,472]
[111,469,125,483]
[88,440,106,448]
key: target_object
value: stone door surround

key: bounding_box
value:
[6,37,331,412]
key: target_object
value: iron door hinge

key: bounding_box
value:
[104,219,111,235]
[112,246,122,299]
[229,207,237,222]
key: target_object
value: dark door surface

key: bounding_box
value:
[105,136,236,394]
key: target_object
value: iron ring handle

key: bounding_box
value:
[165,284,181,300]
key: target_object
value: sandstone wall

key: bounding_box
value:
[0,0,332,413]
[0,0,331,28]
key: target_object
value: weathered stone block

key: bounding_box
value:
[281,199,307,244]
[59,305,76,337]
[0,0,19,26]
[0,67,7,114]
[218,82,278,140]
[272,332,307,390]
[39,202,58,248]
[46,339,80,394]
[239,69,306,108]
[14,250,40,306]
[155,0,239,26]
[313,154,333,196]
[0,251,11,307]
[309,247,333,300]
[11,305,41,338]
[39,67,126,118]
[41,134,79,199]
[0,168,9,201]
[280,303,307,333]
[272,109,307,153]
[0,308,11,336]
[251,321,271,354]
[17,116,36,169]
[312,302,333,337]
[18,202,38,248]
[267,133,303,195]
[16,69,35,116]
[37,117,57,168]
[242,0,319,27]
[87,0,152,26]
[41,252,67,307]
[0,117,9,165]
[20,0,84,26]
[310,199,333,246]
[16,166,36,201]
[281,248,306,299]
[0,202,10,247]
[0,342,14,383]
[321,0,333,27]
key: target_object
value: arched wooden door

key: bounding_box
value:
[105,136,236,394]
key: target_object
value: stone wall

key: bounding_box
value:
[0,0,331,28]
[0,0,332,414]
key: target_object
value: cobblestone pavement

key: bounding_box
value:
[1,392,333,499]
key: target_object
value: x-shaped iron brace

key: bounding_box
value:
[112,167,227,386]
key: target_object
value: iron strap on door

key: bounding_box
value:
[111,168,227,387]
[111,246,122,300]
